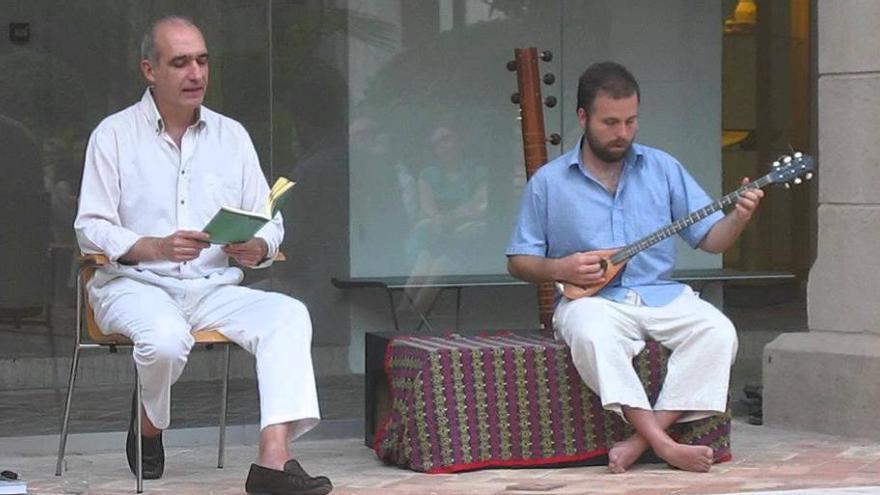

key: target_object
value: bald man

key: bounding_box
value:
[75,15,332,495]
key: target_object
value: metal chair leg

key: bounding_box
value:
[55,344,82,476]
[385,288,400,332]
[218,344,230,468]
[403,290,434,332]
[136,371,143,493]
[455,287,462,331]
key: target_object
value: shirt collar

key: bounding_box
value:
[139,88,207,134]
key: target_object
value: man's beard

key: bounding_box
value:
[585,129,632,164]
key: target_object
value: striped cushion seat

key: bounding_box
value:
[374,331,731,473]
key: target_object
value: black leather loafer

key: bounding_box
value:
[245,459,333,495]
[125,391,164,480]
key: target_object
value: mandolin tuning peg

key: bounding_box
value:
[784,183,791,189]
[548,133,562,145]
[794,151,803,159]
[805,172,813,180]
[783,156,792,163]
[511,92,521,105]
[544,95,557,108]
[794,177,802,185]
[539,50,553,62]
[506,60,517,72]
[772,161,780,168]
[543,73,556,85]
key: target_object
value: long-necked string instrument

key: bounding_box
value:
[557,153,815,300]
[508,47,562,331]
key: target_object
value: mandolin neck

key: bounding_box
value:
[610,173,773,265]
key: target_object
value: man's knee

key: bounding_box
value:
[719,318,738,357]
[270,294,312,342]
[700,315,738,358]
[133,316,194,366]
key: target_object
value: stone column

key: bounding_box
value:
[763,0,880,439]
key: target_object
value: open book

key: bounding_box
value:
[203,177,295,244]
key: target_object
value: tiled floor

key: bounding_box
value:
[2,419,880,494]
[4,284,843,494]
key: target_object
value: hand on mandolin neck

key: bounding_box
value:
[557,152,815,301]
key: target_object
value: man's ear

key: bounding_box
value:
[140,59,156,84]
[577,107,589,130]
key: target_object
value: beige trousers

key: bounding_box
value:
[554,286,737,423]
[88,267,320,438]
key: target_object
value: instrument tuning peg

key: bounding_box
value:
[794,177,803,185]
[510,92,521,105]
[805,172,813,180]
[784,183,791,189]
[794,151,803,159]
[506,60,517,72]
[544,95,557,108]
[772,161,780,168]
[783,156,792,163]
[548,133,562,145]
[539,50,553,62]
[542,73,556,85]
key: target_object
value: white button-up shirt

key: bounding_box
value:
[75,89,283,280]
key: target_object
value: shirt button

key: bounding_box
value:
[181,170,186,175]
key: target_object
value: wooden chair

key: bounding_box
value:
[55,252,283,493]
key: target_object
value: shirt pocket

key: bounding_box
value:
[204,173,241,209]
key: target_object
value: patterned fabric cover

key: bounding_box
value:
[374,332,731,473]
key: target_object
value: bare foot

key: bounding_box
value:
[607,435,649,474]
[655,443,714,472]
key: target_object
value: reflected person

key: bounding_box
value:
[408,125,488,274]
[0,114,48,315]
[350,116,417,268]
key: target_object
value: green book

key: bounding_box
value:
[203,177,295,244]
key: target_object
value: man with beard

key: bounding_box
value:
[505,62,762,474]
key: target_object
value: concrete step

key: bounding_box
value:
[0,344,351,391]
[0,376,364,454]
[7,419,363,457]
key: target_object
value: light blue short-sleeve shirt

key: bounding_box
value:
[506,139,723,307]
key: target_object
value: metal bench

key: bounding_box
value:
[333,269,795,332]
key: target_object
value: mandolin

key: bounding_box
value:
[508,47,561,331]
[557,152,815,300]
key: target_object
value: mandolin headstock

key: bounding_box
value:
[767,152,815,188]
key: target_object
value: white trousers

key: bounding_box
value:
[88,268,320,439]
[554,286,737,423]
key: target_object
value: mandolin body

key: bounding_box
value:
[558,248,624,299]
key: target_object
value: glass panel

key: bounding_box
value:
[0,0,783,433]
[347,1,563,278]
[560,0,723,270]
[348,1,723,278]
[0,0,276,432]
[270,1,352,352]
